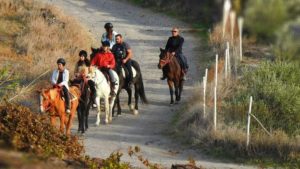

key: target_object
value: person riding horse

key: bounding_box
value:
[73,50,97,107]
[112,34,133,87]
[101,22,118,49]
[51,58,70,114]
[91,41,117,96]
[161,27,188,80]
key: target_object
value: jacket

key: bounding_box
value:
[51,69,69,89]
[91,52,116,69]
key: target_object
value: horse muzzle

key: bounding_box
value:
[158,63,162,69]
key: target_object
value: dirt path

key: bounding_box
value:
[41,0,254,168]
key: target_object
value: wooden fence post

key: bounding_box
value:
[246,96,253,148]
[214,86,217,131]
[238,17,244,61]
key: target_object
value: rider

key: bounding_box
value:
[101,22,118,49]
[161,27,188,80]
[51,58,70,114]
[91,41,117,95]
[112,34,133,87]
[74,50,97,107]
[74,50,91,77]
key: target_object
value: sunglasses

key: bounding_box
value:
[171,30,178,33]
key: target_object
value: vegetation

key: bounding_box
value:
[0,0,92,106]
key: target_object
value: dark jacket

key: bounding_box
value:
[165,35,184,54]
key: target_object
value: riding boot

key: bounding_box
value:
[62,86,71,114]
[88,80,97,108]
[110,82,116,96]
[160,66,168,80]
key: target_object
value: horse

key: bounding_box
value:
[113,59,148,116]
[71,68,92,135]
[39,86,80,136]
[158,48,184,104]
[90,48,148,116]
[89,66,119,125]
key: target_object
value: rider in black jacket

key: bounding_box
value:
[161,27,188,80]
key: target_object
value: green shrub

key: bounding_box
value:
[244,0,288,41]
[0,67,19,98]
[274,17,300,63]
[225,61,300,136]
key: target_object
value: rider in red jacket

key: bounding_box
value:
[91,41,117,95]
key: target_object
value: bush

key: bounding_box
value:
[244,0,288,41]
[0,102,84,159]
[274,17,300,63]
[225,61,300,136]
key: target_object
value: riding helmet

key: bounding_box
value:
[57,58,66,66]
[104,22,113,29]
[102,41,110,47]
[79,50,87,58]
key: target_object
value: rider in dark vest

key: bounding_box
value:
[161,27,188,80]
[112,34,133,87]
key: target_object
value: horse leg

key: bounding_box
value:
[116,93,122,115]
[133,84,139,115]
[59,114,65,134]
[104,95,109,124]
[85,100,91,131]
[126,88,134,111]
[178,80,184,101]
[109,96,116,123]
[167,80,174,105]
[175,81,180,103]
[66,102,77,136]
[95,97,101,126]
[50,116,56,126]
[77,106,82,133]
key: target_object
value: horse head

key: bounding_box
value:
[39,88,59,113]
[90,47,101,61]
[158,48,173,69]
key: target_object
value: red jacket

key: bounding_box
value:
[91,52,115,69]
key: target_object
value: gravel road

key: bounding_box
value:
[41,0,254,168]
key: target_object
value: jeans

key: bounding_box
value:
[62,86,70,109]
[124,59,133,82]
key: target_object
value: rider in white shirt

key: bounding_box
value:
[101,22,118,49]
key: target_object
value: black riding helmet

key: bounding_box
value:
[57,58,66,66]
[102,41,110,47]
[79,50,87,58]
[104,22,113,29]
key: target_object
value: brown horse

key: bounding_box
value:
[39,86,80,135]
[158,48,184,104]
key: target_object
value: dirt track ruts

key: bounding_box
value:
[41,0,254,168]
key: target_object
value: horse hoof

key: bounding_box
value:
[104,119,109,124]
[129,104,134,111]
[133,110,139,115]
[95,122,100,126]
[117,113,122,116]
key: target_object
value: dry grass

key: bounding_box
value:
[174,68,300,166]
[0,0,93,107]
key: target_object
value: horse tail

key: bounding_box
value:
[132,60,148,104]
[138,73,148,104]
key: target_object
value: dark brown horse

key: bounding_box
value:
[158,48,184,104]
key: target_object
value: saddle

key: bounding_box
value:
[121,66,137,79]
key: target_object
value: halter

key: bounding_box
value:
[159,52,174,68]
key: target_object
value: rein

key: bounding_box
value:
[159,53,174,68]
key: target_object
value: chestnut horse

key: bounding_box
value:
[39,86,80,135]
[158,48,184,104]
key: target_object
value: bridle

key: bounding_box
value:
[159,52,174,68]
